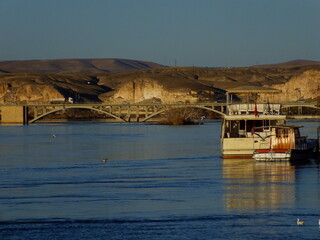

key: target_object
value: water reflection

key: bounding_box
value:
[223,159,296,212]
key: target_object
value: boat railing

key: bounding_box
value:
[295,136,308,150]
[228,103,281,115]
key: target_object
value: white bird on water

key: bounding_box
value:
[101,158,108,163]
[297,218,304,225]
[51,134,56,139]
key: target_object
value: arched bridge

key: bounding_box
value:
[0,102,318,124]
[281,102,320,116]
[26,102,228,124]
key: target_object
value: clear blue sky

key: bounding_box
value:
[0,0,319,67]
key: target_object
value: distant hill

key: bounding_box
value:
[0,58,165,74]
[252,59,320,68]
[1,63,319,105]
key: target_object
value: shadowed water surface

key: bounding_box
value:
[0,120,319,239]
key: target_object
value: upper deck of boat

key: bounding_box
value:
[225,103,287,120]
[225,86,287,120]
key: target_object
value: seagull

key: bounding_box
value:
[101,158,108,163]
[318,219,320,226]
[297,218,304,225]
[51,134,56,139]
[253,133,273,141]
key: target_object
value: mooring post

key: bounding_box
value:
[136,106,139,122]
[24,106,29,125]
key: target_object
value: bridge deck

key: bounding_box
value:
[0,102,318,124]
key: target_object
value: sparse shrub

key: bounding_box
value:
[159,107,202,125]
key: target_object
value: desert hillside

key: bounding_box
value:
[252,59,320,68]
[0,59,319,104]
[0,58,164,74]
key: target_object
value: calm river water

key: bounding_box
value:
[0,120,319,239]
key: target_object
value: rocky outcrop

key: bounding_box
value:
[268,70,320,101]
[99,77,222,103]
[101,78,195,103]
[0,74,109,104]
[0,83,64,103]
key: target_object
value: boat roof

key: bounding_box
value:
[227,86,282,94]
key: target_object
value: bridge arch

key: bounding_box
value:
[280,104,320,116]
[281,103,320,113]
[141,105,226,122]
[28,106,126,123]
[281,105,320,110]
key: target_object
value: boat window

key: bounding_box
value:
[246,120,263,132]
[230,121,239,137]
[240,120,245,130]
[270,120,278,126]
[263,120,270,128]
[275,128,289,137]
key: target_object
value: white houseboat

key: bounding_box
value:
[221,86,286,158]
[221,86,318,160]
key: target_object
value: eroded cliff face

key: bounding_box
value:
[113,78,166,102]
[100,77,216,103]
[269,70,320,101]
[0,74,109,103]
[0,83,64,103]
[0,76,65,103]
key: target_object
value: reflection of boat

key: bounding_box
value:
[253,125,318,161]
[222,158,296,211]
[221,86,286,158]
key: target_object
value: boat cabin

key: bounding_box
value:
[253,125,304,149]
[223,112,285,139]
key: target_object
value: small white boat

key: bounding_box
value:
[253,149,291,161]
[253,125,318,162]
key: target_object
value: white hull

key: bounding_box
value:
[253,151,291,161]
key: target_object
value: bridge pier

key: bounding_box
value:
[0,105,28,125]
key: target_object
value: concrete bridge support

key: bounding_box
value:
[0,105,27,124]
